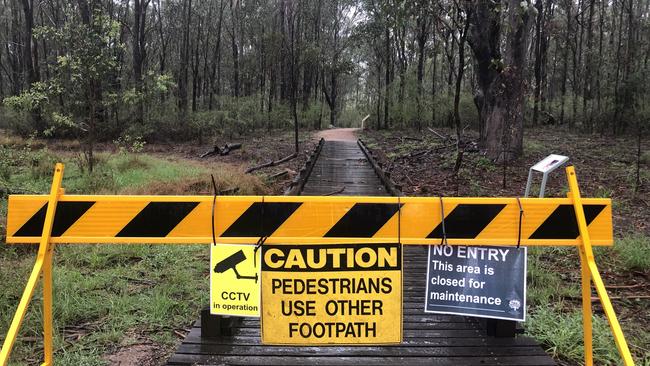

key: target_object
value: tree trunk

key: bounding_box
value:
[133,0,148,124]
[21,0,43,131]
[415,14,429,132]
[560,0,571,125]
[431,42,437,125]
[208,0,225,110]
[583,0,595,132]
[229,0,240,97]
[468,0,534,161]
[453,10,471,143]
[153,0,167,103]
[288,1,300,154]
[178,0,192,120]
[191,13,202,112]
[532,0,543,126]
[383,25,390,129]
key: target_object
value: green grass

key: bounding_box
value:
[527,241,650,365]
[612,235,650,271]
[526,305,622,365]
[0,146,266,365]
[0,245,208,365]
[527,247,580,306]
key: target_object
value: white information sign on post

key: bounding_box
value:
[525,154,569,198]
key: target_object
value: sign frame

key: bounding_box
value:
[424,245,527,322]
[259,242,403,345]
[209,243,261,317]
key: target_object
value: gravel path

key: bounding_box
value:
[314,128,360,141]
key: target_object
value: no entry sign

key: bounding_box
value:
[260,243,402,345]
[425,245,527,321]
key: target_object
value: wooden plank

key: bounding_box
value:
[167,354,556,366]
[182,337,543,348]
[187,326,486,338]
[172,344,550,357]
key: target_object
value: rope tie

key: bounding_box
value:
[516,197,524,249]
[210,175,218,247]
[439,196,448,247]
[253,196,267,267]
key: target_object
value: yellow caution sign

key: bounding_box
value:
[260,243,402,345]
[6,195,613,246]
[210,244,260,317]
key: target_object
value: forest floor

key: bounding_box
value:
[360,126,650,365]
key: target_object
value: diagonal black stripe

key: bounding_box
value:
[116,202,199,237]
[221,202,302,237]
[13,201,95,237]
[529,204,606,240]
[52,202,95,236]
[427,204,506,239]
[324,203,401,238]
[13,204,47,237]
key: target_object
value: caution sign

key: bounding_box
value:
[425,245,526,321]
[261,243,402,345]
[210,244,260,317]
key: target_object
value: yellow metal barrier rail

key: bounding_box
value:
[0,164,635,365]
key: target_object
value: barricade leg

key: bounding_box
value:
[42,242,55,366]
[0,164,64,366]
[578,247,593,366]
[200,308,240,337]
[566,166,635,366]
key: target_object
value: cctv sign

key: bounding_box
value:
[260,243,402,345]
[210,244,261,317]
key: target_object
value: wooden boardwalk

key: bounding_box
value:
[167,139,555,366]
[301,140,387,196]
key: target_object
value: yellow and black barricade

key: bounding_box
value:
[7,195,612,246]
[0,163,635,365]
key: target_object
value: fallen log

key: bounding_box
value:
[200,143,242,158]
[219,187,239,195]
[269,169,291,179]
[427,127,450,141]
[246,152,298,174]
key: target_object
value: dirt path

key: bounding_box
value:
[314,128,360,141]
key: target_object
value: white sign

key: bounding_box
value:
[531,154,569,173]
[425,245,527,321]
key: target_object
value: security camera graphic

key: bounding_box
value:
[214,249,258,283]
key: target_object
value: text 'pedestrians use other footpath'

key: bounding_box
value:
[425,245,527,321]
[261,243,402,345]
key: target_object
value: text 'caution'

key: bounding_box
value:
[261,243,402,345]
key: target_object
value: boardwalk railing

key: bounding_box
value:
[0,163,635,365]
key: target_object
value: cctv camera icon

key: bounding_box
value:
[214,249,258,283]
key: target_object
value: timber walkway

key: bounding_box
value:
[167,138,555,365]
